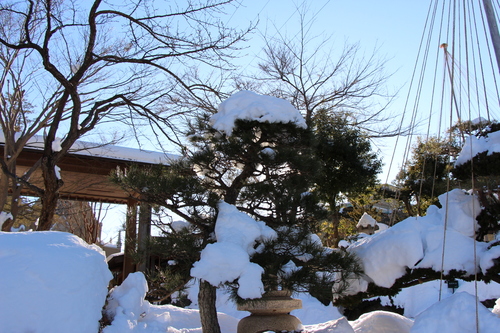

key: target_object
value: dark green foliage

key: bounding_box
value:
[483,244,500,284]
[395,136,457,216]
[311,109,382,246]
[111,107,385,306]
[451,121,500,240]
[229,226,363,306]
[313,110,382,203]
[453,152,500,180]
[474,190,500,241]
[343,298,404,321]
[187,117,318,207]
[143,228,204,303]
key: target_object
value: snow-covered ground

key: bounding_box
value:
[1,226,500,332]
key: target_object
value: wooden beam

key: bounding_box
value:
[122,199,138,280]
[137,202,152,272]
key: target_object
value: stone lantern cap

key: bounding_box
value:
[237,290,302,315]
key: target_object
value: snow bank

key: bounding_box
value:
[380,279,500,318]
[348,218,424,288]
[291,292,343,325]
[210,90,307,136]
[191,202,277,299]
[103,272,500,333]
[345,189,488,291]
[411,292,500,333]
[303,311,413,333]
[0,231,112,333]
[351,311,413,333]
[104,272,239,333]
[304,316,355,333]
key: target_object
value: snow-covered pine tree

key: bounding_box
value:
[112,91,363,332]
[332,119,500,317]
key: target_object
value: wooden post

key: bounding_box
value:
[137,202,152,272]
[122,199,137,280]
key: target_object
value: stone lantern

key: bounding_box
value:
[237,290,303,333]
[356,212,379,235]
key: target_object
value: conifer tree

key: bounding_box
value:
[395,136,455,216]
[452,120,500,240]
[112,92,364,332]
[332,119,500,316]
[312,109,382,247]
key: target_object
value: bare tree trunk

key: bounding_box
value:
[0,174,8,214]
[37,157,63,231]
[0,172,13,231]
[4,187,21,231]
[328,199,341,248]
[198,280,221,333]
[402,197,415,217]
[0,160,16,231]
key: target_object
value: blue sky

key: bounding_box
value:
[101,0,500,241]
[226,0,430,84]
[102,1,433,240]
[220,0,500,182]
[224,0,432,181]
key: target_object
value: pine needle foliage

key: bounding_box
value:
[112,109,377,306]
[226,225,363,306]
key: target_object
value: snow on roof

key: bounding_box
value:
[376,222,389,233]
[356,212,378,228]
[67,139,178,165]
[0,130,178,165]
[210,90,307,136]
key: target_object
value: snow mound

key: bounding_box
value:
[0,231,112,333]
[351,311,413,333]
[104,272,239,333]
[304,316,354,333]
[379,279,500,318]
[303,311,414,333]
[411,292,500,333]
[210,90,307,136]
[291,292,343,325]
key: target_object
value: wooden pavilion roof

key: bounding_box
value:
[2,145,174,204]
